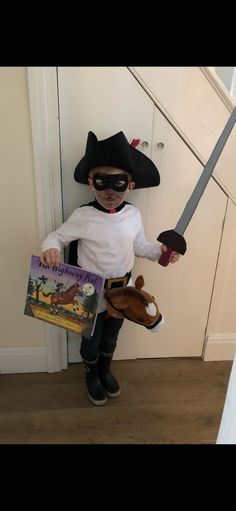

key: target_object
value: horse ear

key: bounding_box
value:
[135,275,145,290]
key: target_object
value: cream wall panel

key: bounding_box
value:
[213,126,236,202]
[206,199,236,334]
[0,67,45,348]
[135,107,227,358]
[133,66,229,162]
[136,178,227,357]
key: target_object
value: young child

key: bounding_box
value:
[40,131,180,406]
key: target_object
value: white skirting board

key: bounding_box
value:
[0,335,236,374]
[204,335,236,361]
[0,347,48,374]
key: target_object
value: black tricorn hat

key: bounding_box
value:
[74,131,160,189]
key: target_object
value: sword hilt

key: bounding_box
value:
[157,229,187,267]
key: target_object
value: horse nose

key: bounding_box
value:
[148,315,165,333]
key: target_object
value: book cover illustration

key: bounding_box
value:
[24,255,105,339]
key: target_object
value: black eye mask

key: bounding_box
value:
[92,173,129,192]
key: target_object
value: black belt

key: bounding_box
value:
[104,271,131,290]
[71,261,131,290]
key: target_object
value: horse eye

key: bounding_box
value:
[145,303,157,317]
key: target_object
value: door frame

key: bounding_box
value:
[27,66,235,371]
[27,66,67,371]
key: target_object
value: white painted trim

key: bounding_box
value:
[200,67,236,110]
[230,67,236,98]
[0,347,48,374]
[203,334,236,361]
[27,67,67,372]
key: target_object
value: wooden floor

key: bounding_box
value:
[0,358,232,444]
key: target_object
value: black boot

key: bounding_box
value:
[82,357,107,406]
[98,351,120,398]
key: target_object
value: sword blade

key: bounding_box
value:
[175,107,236,236]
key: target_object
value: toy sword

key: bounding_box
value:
[158,107,236,266]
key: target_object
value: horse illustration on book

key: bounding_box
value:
[42,282,83,314]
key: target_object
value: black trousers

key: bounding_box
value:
[80,311,124,361]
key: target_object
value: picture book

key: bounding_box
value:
[24,255,105,339]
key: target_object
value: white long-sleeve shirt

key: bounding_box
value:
[41,201,162,311]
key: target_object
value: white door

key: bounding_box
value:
[57,67,227,361]
[57,66,155,361]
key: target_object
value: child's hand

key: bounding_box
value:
[40,249,61,266]
[161,245,180,264]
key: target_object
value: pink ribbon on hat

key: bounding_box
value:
[130,138,140,148]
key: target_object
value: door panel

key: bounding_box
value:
[58,67,155,222]
[133,67,229,162]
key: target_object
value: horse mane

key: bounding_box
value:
[112,287,149,306]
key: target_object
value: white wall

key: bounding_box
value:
[217,353,236,443]
[215,67,234,93]
[0,67,46,350]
